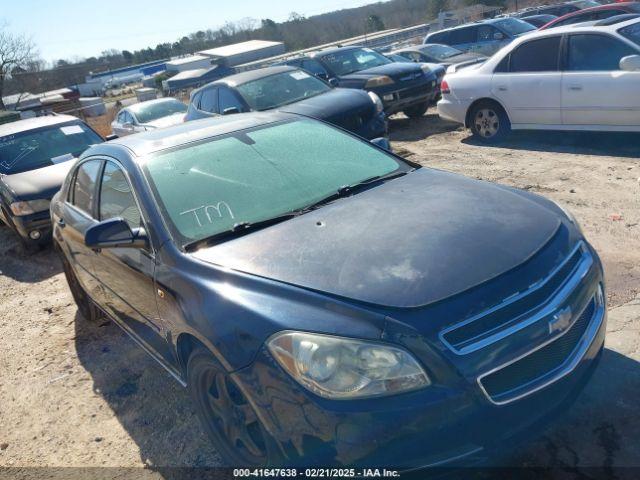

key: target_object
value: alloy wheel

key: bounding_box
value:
[474,108,500,138]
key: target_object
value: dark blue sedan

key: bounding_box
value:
[282,46,439,118]
[185,66,387,140]
[51,112,606,468]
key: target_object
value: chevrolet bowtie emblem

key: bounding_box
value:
[549,307,573,335]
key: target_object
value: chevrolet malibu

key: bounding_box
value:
[51,112,606,468]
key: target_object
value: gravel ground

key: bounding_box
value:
[0,111,638,478]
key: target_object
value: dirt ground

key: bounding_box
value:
[0,110,638,478]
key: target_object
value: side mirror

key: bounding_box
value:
[316,72,329,80]
[105,134,118,141]
[620,55,640,71]
[328,77,339,88]
[222,107,240,115]
[85,218,148,250]
[371,137,392,151]
[493,32,505,40]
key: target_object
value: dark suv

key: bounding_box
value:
[281,46,439,118]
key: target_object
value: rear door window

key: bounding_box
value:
[510,36,561,72]
[71,160,102,216]
[199,87,219,113]
[566,34,637,71]
[99,161,141,230]
[218,88,245,113]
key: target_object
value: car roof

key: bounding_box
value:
[126,97,182,113]
[0,114,81,137]
[545,1,640,25]
[87,111,297,158]
[537,14,640,34]
[308,45,361,58]
[193,65,296,92]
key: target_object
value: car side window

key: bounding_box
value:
[449,26,477,45]
[566,34,637,71]
[218,87,245,113]
[117,111,126,123]
[510,36,561,72]
[125,111,136,125]
[99,161,141,230]
[71,160,102,217]
[199,87,219,113]
[300,59,329,77]
[478,25,500,42]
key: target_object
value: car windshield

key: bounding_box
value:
[618,21,640,46]
[493,18,537,35]
[0,121,102,175]
[236,70,331,111]
[421,44,464,60]
[144,119,406,245]
[319,48,391,76]
[131,99,187,124]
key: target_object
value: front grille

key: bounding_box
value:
[441,243,586,354]
[480,298,596,402]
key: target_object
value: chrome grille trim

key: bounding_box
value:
[440,242,592,355]
[477,288,605,406]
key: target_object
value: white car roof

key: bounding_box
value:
[0,114,80,137]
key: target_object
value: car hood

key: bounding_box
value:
[340,62,425,82]
[142,112,186,129]
[192,169,563,308]
[278,88,375,122]
[1,160,75,201]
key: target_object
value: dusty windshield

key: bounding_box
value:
[0,122,103,175]
[144,119,405,245]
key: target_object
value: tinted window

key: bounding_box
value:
[567,34,636,71]
[300,59,328,76]
[510,36,561,72]
[495,54,510,73]
[0,122,103,175]
[72,160,102,216]
[199,87,218,113]
[449,26,477,45]
[99,161,141,230]
[218,88,245,113]
[618,21,640,46]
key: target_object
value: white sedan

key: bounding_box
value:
[437,17,640,141]
[111,97,187,137]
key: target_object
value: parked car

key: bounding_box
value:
[520,14,559,27]
[185,66,387,139]
[111,97,187,137]
[0,115,104,247]
[280,46,439,118]
[514,0,602,18]
[437,17,640,141]
[539,1,640,29]
[389,43,487,69]
[51,111,606,468]
[424,18,537,56]
[383,53,447,102]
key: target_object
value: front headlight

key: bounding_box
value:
[10,199,51,216]
[267,331,430,399]
[554,200,583,234]
[365,75,394,88]
[367,91,384,113]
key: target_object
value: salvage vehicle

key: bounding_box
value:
[388,44,487,69]
[437,17,640,141]
[519,14,559,28]
[111,97,187,137]
[281,46,438,118]
[52,111,606,468]
[424,18,537,56]
[185,66,387,140]
[539,1,640,29]
[0,115,104,247]
[383,54,447,103]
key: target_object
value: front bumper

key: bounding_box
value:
[7,209,52,243]
[232,246,607,468]
[374,80,438,115]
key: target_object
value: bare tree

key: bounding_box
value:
[0,24,36,109]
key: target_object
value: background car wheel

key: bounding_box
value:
[469,101,510,142]
[59,251,101,322]
[403,101,429,119]
[187,347,277,467]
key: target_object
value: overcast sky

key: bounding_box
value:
[6,0,379,63]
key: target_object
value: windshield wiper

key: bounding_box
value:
[184,212,299,252]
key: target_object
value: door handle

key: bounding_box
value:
[568,85,583,91]
[497,85,508,91]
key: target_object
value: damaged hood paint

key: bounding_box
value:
[192,169,562,308]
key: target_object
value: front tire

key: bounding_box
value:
[403,101,429,119]
[187,347,277,466]
[60,251,101,322]
[469,100,510,142]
